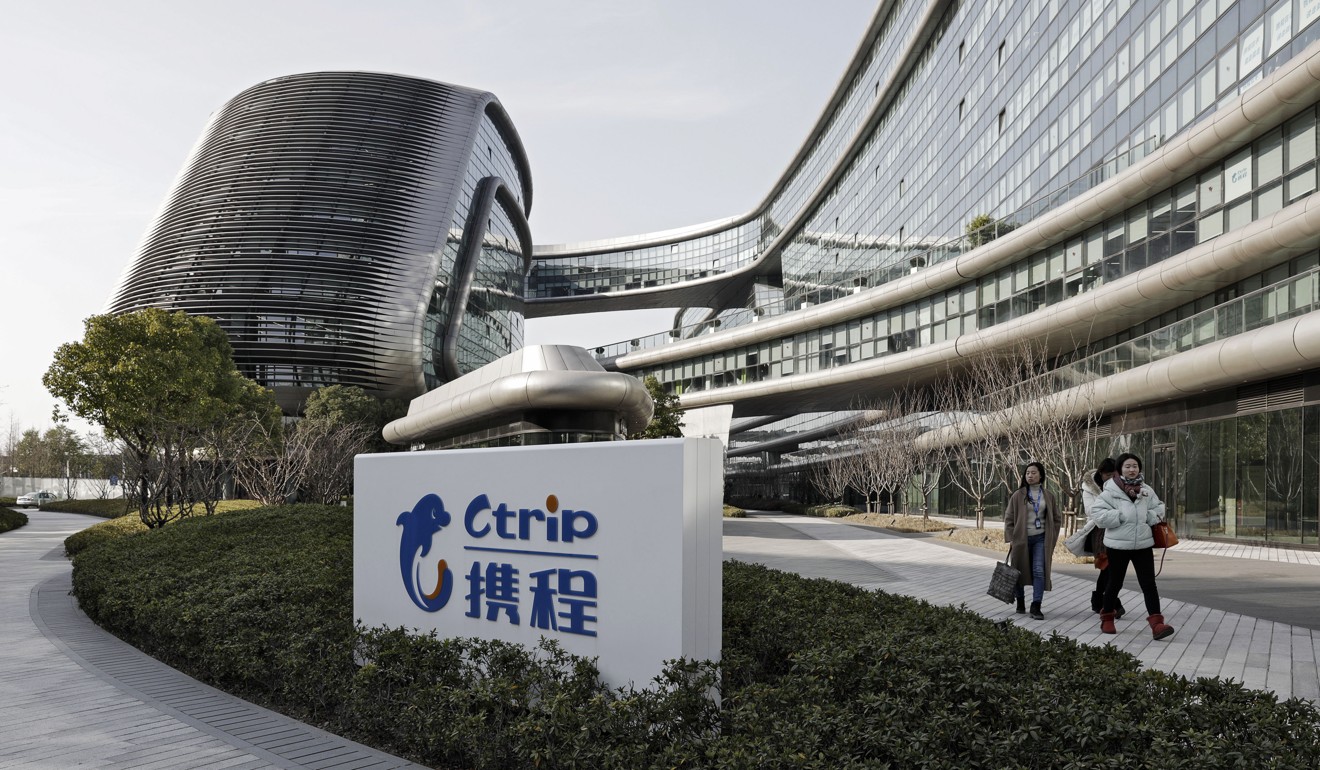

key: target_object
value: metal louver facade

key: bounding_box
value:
[106,71,533,413]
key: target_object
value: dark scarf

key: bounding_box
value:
[1117,474,1144,500]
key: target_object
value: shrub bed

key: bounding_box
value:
[38,498,136,518]
[844,511,956,533]
[941,526,1090,563]
[800,503,860,518]
[722,504,746,518]
[0,508,28,533]
[70,505,1320,769]
[724,496,788,511]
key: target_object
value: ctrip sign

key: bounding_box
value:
[354,438,723,688]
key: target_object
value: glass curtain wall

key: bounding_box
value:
[736,403,1320,548]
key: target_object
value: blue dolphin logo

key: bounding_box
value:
[396,494,457,612]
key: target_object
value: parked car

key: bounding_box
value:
[15,491,55,508]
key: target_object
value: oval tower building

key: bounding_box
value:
[107,71,533,413]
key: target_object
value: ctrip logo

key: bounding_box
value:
[396,494,454,612]
[397,491,601,614]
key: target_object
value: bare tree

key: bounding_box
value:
[234,418,305,505]
[937,362,1011,527]
[809,411,883,507]
[914,339,1113,527]
[1265,411,1305,536]
[952,340,1102,526]
[858,431,903,514]
[77,433,123,499]
[1004,341,1104,531]
[299,419,373,505]
[856,388,927,515]
[2,412,19,471]
[811,445,855,505]
[187,417,269,515]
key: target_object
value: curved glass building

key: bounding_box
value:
[108,2,1320,549]
[527,1,1320,549]
[107,71,533,413]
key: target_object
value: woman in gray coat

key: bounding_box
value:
[1087,452,1175,640]
[1003,461,1062,620]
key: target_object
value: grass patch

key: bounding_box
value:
[843,511,954,533]
[798,503,859,517]
[62,499,264,556]
[722,504,746,518]
[939,526,1094,564]
[38,497,137,518]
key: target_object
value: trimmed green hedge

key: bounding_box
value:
[39,498,136,518]
[70,505,1320,769]
[0,508,28,533]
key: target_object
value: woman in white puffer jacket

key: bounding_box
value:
[1086,452,1174,640]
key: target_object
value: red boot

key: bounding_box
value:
[1100,611,1116,634]
[1148,614,1175,640]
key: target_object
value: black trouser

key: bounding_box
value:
[1102,546,1161,616]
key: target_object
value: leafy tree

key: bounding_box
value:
[43,309,280,528]
[300,385,382,501]
[303,384,379,425]
[631,376,685,439]
[965,213,1019,247]
[303,384,405,453]
[13,426,85,480]
[13,429,45,477]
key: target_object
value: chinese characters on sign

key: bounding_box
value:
[399,491,602,638]
[466,563,598,636]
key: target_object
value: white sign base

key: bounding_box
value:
[353,438,723,689]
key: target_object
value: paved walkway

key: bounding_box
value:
[724,513,1320,703]
[0,511,425,770]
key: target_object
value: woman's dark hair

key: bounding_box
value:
[1093,457,1117,486]
[1115,452,1143,472]
[1019,461,1046,488]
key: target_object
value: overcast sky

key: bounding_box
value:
[0,1,874,439]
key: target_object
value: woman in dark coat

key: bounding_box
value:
[1003,461,1063,619]
[1079,458,1125,617]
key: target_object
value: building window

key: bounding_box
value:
[958,39,965,63]
[997,40,1005,69]
[958,98,966,122]
[998,108,1006,135]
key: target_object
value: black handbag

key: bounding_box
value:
[986,555,1020,604]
